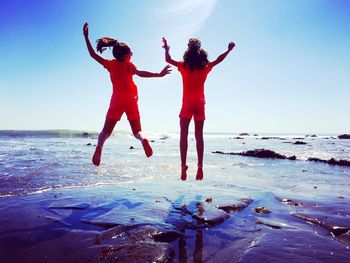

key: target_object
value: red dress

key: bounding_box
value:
[177,63,213,120]
[102,59,140,121]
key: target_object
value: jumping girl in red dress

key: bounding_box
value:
[83,23,171,166]
[162,37,235,180]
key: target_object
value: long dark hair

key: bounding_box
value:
[183,38,209,71]
[96,37,131,62]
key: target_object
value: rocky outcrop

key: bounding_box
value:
[308,157,350,167]
[254,206,271,214]
[338,134,350,139]
[260,137,286,140]
[213,149,296,160]
[216,198,253,213]
[293,141,307,145]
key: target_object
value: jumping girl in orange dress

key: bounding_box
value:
[83,23,171,166]
[162,37,235,180]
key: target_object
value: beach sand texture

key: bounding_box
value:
[0,131,349,262]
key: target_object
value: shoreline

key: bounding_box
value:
[0,179,349,262]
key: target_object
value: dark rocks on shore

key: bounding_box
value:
[214,149,349,167]
[129,146,135,150]
[338,134,350,139]
[308,157,350,167]
[276,197,306,207]
[239,133,249,136]
[260,137,286,140]
[97,224,176,262]
[293,141,307,145]
[254,206,271,214]
[216,198,253,213]
[213,149,297,160]
[229,136,244,140]
[276,196,350,245]
[292,213,350,237]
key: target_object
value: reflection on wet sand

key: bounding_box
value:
[179,229,203,263]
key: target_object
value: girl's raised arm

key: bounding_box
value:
[83,23,104,65]
[209,42,235,68]
[162,38,181,67]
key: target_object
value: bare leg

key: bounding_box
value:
[92,119,117,166]
[180,118,191,180]
[129,119,153,157]
[195,120,204,180]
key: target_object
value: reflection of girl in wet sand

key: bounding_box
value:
[83,23,171,166]
[162,37,235,180]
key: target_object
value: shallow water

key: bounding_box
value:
[0,131,349,262]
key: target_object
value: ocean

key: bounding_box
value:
[0,130,349,198]
[0,130,349,262]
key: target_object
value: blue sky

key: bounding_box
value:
[1,0,349,134]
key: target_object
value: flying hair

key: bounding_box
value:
[96,37,118,53]
[96,37,132,62]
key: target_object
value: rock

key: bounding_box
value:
[86,143,92,146]
[338,134,350,139]
[216,198,253,213]
[293,141,307,145]
[205,197,212,203]
[129,146,135,150]
[275,197,306,207]
[254,217,297,229]
[260,137,286,140]
[254,206,271,214]
[213,149,297,160]
[193,205,230,226]
[292,213,350,237]
[239,133,249,136]
[223,149,296,160]
[230,137,244,140]
[97,224,175,262]
[160,136,168,140]
[49,202,91,210]
[253,134,259,136]
[307,157,350,167]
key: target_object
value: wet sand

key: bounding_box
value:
[0,177,349,263]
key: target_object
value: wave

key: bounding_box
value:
[0,130,99,138]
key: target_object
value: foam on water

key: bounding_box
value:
[0,131,349,197]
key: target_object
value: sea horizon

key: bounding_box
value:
[0,129,344,138]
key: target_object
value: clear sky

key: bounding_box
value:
[1,0,349,134]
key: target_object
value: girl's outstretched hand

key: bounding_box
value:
[159,65,172,76]
[83,22,89,37]
[228,42,235,51]
[162,37,170,51]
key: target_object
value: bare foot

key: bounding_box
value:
[142,139,153,158]
[196,166,203,180]
[92,146,102,166]
[181,165,188,181]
